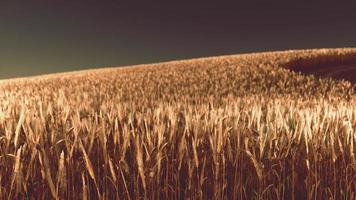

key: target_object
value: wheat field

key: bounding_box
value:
[0,48,355,199]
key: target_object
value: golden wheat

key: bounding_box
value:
[0,48,355,199]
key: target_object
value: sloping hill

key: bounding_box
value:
[1,48,356,103]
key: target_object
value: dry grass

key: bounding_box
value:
[0,48,355,199]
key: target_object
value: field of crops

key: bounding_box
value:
[0,48,355,199]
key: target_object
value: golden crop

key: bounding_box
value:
[0,48,355,199]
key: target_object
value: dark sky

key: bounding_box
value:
[1,1,356,79]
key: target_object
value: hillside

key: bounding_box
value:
[1,48,355,102]
[0,48,355,199]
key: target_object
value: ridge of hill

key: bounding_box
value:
[1,48,355,103]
